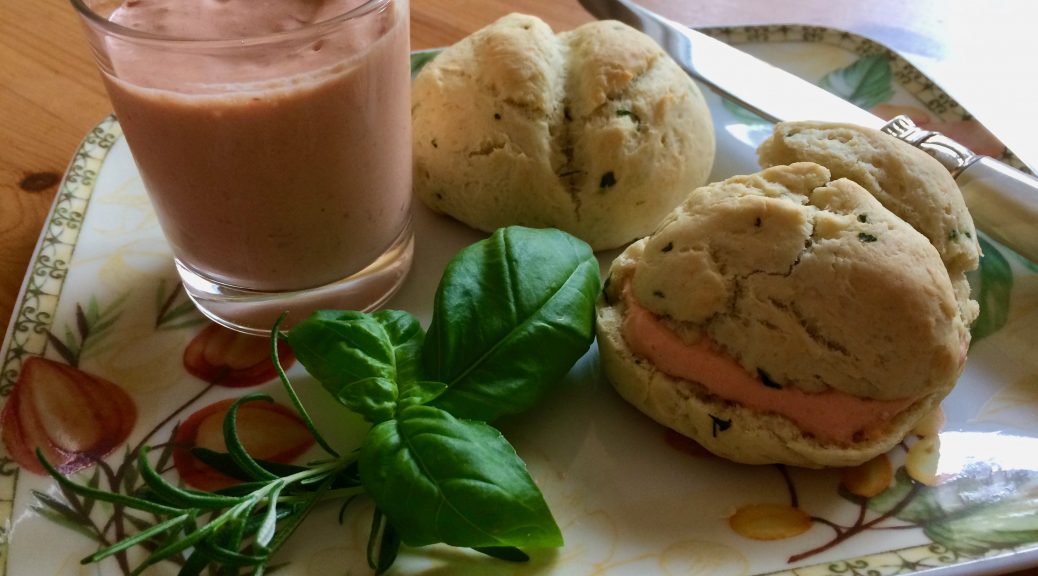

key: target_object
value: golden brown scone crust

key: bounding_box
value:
[758,121,980,329]
[596,162,966,467]
[411,14,715,250]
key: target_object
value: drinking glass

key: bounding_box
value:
[71,0,414,334]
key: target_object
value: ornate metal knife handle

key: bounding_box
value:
[881,115,977,175]
[880,114,1038,262]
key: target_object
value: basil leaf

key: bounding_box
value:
[289,310,426,423]
[359,404,563,549]
[398,380,449,408]
[367,507,401,575]
[424,226,600,422]
[474,546,529,562]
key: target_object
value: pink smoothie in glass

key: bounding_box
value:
[102,0,412,293]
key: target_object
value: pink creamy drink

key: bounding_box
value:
[73,0,413,332]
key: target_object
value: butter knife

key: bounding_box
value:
[579,0,1038,262]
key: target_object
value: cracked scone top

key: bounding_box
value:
[628,162,963,398]
[411,13,715,250]
[597,162,970,467]
[758,121,981,331]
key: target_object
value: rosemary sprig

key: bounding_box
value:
[39,316,364,575]
[40,396,362,575]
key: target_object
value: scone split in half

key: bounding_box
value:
[597,127,979,468]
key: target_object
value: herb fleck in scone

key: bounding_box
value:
[411,13,716,250]
[597,135,979,467]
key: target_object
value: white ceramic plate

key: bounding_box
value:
[2,26,1037,576]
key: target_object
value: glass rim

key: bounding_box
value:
[69,0,393,45]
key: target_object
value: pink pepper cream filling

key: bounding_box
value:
[619,285,919,444]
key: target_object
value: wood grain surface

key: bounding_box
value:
[2,0,1036,338]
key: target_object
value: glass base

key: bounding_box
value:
[177,222,414,335]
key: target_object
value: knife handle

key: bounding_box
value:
[956,156,1038,262]
[882,115,1038,262]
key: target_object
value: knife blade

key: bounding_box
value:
[580,0,883,128]
[579,0,1038,262]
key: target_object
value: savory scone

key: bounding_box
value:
[411,13,715,250]
[596,162,970,468]
[758,121,981,329]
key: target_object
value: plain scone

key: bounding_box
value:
[411,13,716,250]
[597,157,977,468]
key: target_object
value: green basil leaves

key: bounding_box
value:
[425,226,601,421]
[288,226,599,559]
[289,310,439,424]
[361,404,563,548]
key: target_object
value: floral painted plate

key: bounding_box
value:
[2,25,1037,576]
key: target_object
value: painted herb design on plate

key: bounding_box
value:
[37,227,600,575]
[19,312,304,574]
[723,53,894,120]
[720,52,1009,160]
[46,294,127,368]
[867,466,1038,556]
[1,292,135,475]
[1,286,194,478]
[1,355,136,476]
[817,54,894,109]
[155,279,206,330]
[720,425,1038,563]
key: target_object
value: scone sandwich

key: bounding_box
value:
[596,125,979,468]
[411,14,715,250]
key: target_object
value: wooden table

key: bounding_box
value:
[1,1,1038,574]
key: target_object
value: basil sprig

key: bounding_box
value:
[46,226,599,575]
[289,226,599,559]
